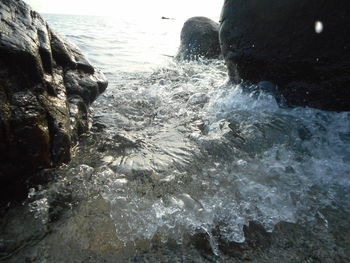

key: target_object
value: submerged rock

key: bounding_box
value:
[219,0,350,111]
[176,16,221,61]
[0,0,108,196]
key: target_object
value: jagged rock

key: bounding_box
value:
[219,0,350,111]
[176,16,221,61]
[0,0,108,193]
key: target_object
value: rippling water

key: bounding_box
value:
[45,14,185,73]
[1,14,350,262]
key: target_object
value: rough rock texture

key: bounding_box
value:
[176,16,221,61]
[0,0,107,191]
[219,0,350,111]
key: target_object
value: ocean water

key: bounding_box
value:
[44,14,187,72]
[1,14,350,262]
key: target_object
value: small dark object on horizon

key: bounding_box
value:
[161,16,174,20]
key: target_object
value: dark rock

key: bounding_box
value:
[218,222,271,259]
[219,0,350,111]
[176,16,221,61]
[0,0,108,197]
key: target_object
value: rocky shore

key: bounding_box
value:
[0,1,349,261]
[0,0,107,201]
[2,0,349,200]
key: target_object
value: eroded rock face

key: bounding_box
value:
[219,0,350,111]
[0,0,108,189]
[176,16,221,61]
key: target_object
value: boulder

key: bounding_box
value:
[219,0,350,111]
[0,0,108,192]
[176,16,221,61]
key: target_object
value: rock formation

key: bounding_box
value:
[0,0,108,191]
[219,0,350,111]
[176,16,221,61]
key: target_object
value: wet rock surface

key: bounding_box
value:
[0,0,108,199]
[219,0,350,111]
[176,16,221,61]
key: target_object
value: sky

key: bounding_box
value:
[24,0,223,18]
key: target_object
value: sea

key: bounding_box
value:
[1,13,350,262]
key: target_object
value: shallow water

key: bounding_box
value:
[1,14,350,262]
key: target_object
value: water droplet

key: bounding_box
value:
[315,21,323,34]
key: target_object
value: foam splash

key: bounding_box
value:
[26,59,350,250]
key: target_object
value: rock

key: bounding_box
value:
[218,221,272,259]
[176,16,221,61]
[219,0,350,111]
[0,0,108,195]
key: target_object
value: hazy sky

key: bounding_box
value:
[24,0,223,18]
